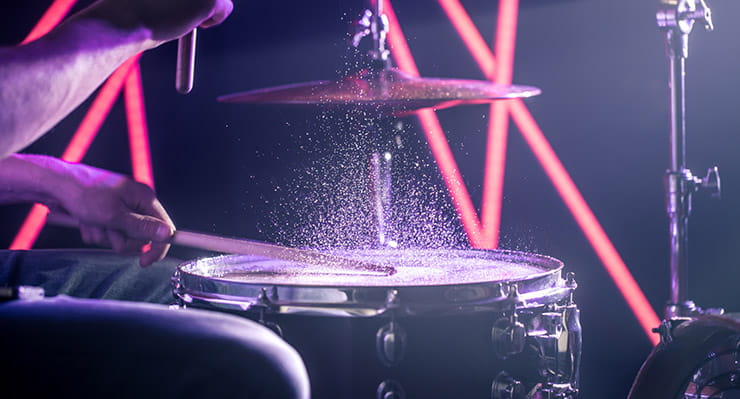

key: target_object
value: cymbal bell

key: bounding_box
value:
[218,68,540,112]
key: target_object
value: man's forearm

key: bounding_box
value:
[0,154,73,207]
[0,4,154,159]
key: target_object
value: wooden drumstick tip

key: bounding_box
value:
[176,29,197,94]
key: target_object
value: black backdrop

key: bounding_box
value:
[3,1,740,397]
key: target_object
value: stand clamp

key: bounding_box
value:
[657,0,713,37]
[351,0,391,70]
[664,167,721,216]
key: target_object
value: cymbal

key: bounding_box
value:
[218,68,540,112]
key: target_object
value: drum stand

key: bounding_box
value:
[656,0,721,323]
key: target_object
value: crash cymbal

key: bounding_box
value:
[218,68,540,112]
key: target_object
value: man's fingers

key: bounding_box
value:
[122,183,176,237]
[106,230,148,254]
[80,224,109,246]
[115,212,174,243]
[199,0,233,28]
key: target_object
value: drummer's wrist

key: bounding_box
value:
[0,154,69,207]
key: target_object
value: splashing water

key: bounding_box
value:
[266,106,467,250]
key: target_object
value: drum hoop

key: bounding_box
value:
[174,249,569,316]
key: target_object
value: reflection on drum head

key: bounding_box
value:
[183,249,559,287]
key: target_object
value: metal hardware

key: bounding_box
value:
[492,314,527,359]
[491,371,524,399]
[0,285,44,302]
[376,320,407,367]
[657,0,713,35]
[351,0,391,69]
[530,383,580,399]
[490,275,580,398]
[255,288,283,336]
[656,0,716,319]
[376,379,406,399]
[565,272,577,305]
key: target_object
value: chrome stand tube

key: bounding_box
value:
[657,0,715,319]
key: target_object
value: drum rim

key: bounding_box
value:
[174,248,569,316]
[177,248,563,287]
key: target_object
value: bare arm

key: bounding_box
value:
[0,0,232,264]
[0,154,175,266]
[0,0,233,159]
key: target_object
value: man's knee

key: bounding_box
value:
[0,298,310,399]
[179,308,311,399]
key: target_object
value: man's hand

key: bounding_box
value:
[0,155,175,267]
[86,0,234,47]
[59,165,175,267]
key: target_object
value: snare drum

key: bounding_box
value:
[174,249,581,399]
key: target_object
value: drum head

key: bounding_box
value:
[175,249,570,316]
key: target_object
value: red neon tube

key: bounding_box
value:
[480,0,518,248]
[21,0,78,44]
[124,62,155,188]
[62,56,140,162]
[480,101,509,248]
[437,0,496,78]
[9,204,51,250]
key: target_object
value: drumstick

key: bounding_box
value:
[176,29,197,94]
[173,230,395,275]
[47,213,396,276]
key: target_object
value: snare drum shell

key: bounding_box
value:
[251,308,551,399]
[175,249,578,399]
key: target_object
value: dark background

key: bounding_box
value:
[3,0,740,398]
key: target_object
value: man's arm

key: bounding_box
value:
[0,154,175,266]
[0,0,233,159]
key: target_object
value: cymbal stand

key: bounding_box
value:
[656,0,720,320]
[353,0,398,247]
[352,0,391,71]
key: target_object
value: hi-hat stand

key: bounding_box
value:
[656,0,720,321]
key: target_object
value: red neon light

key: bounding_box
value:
[21,0,78,44]
[385,1,483,246]
[11,56,140,249]
[385,4,419,76]
[418,109,483,246]
[480,101,509,248]
[480,0,518,248]
[510,99,661,344]
[491,0,518,85]
[62,56,139,162]
[9,204,51,250]
[124,63,155,188]
[437,0,496,77]
[434,0,660,343]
